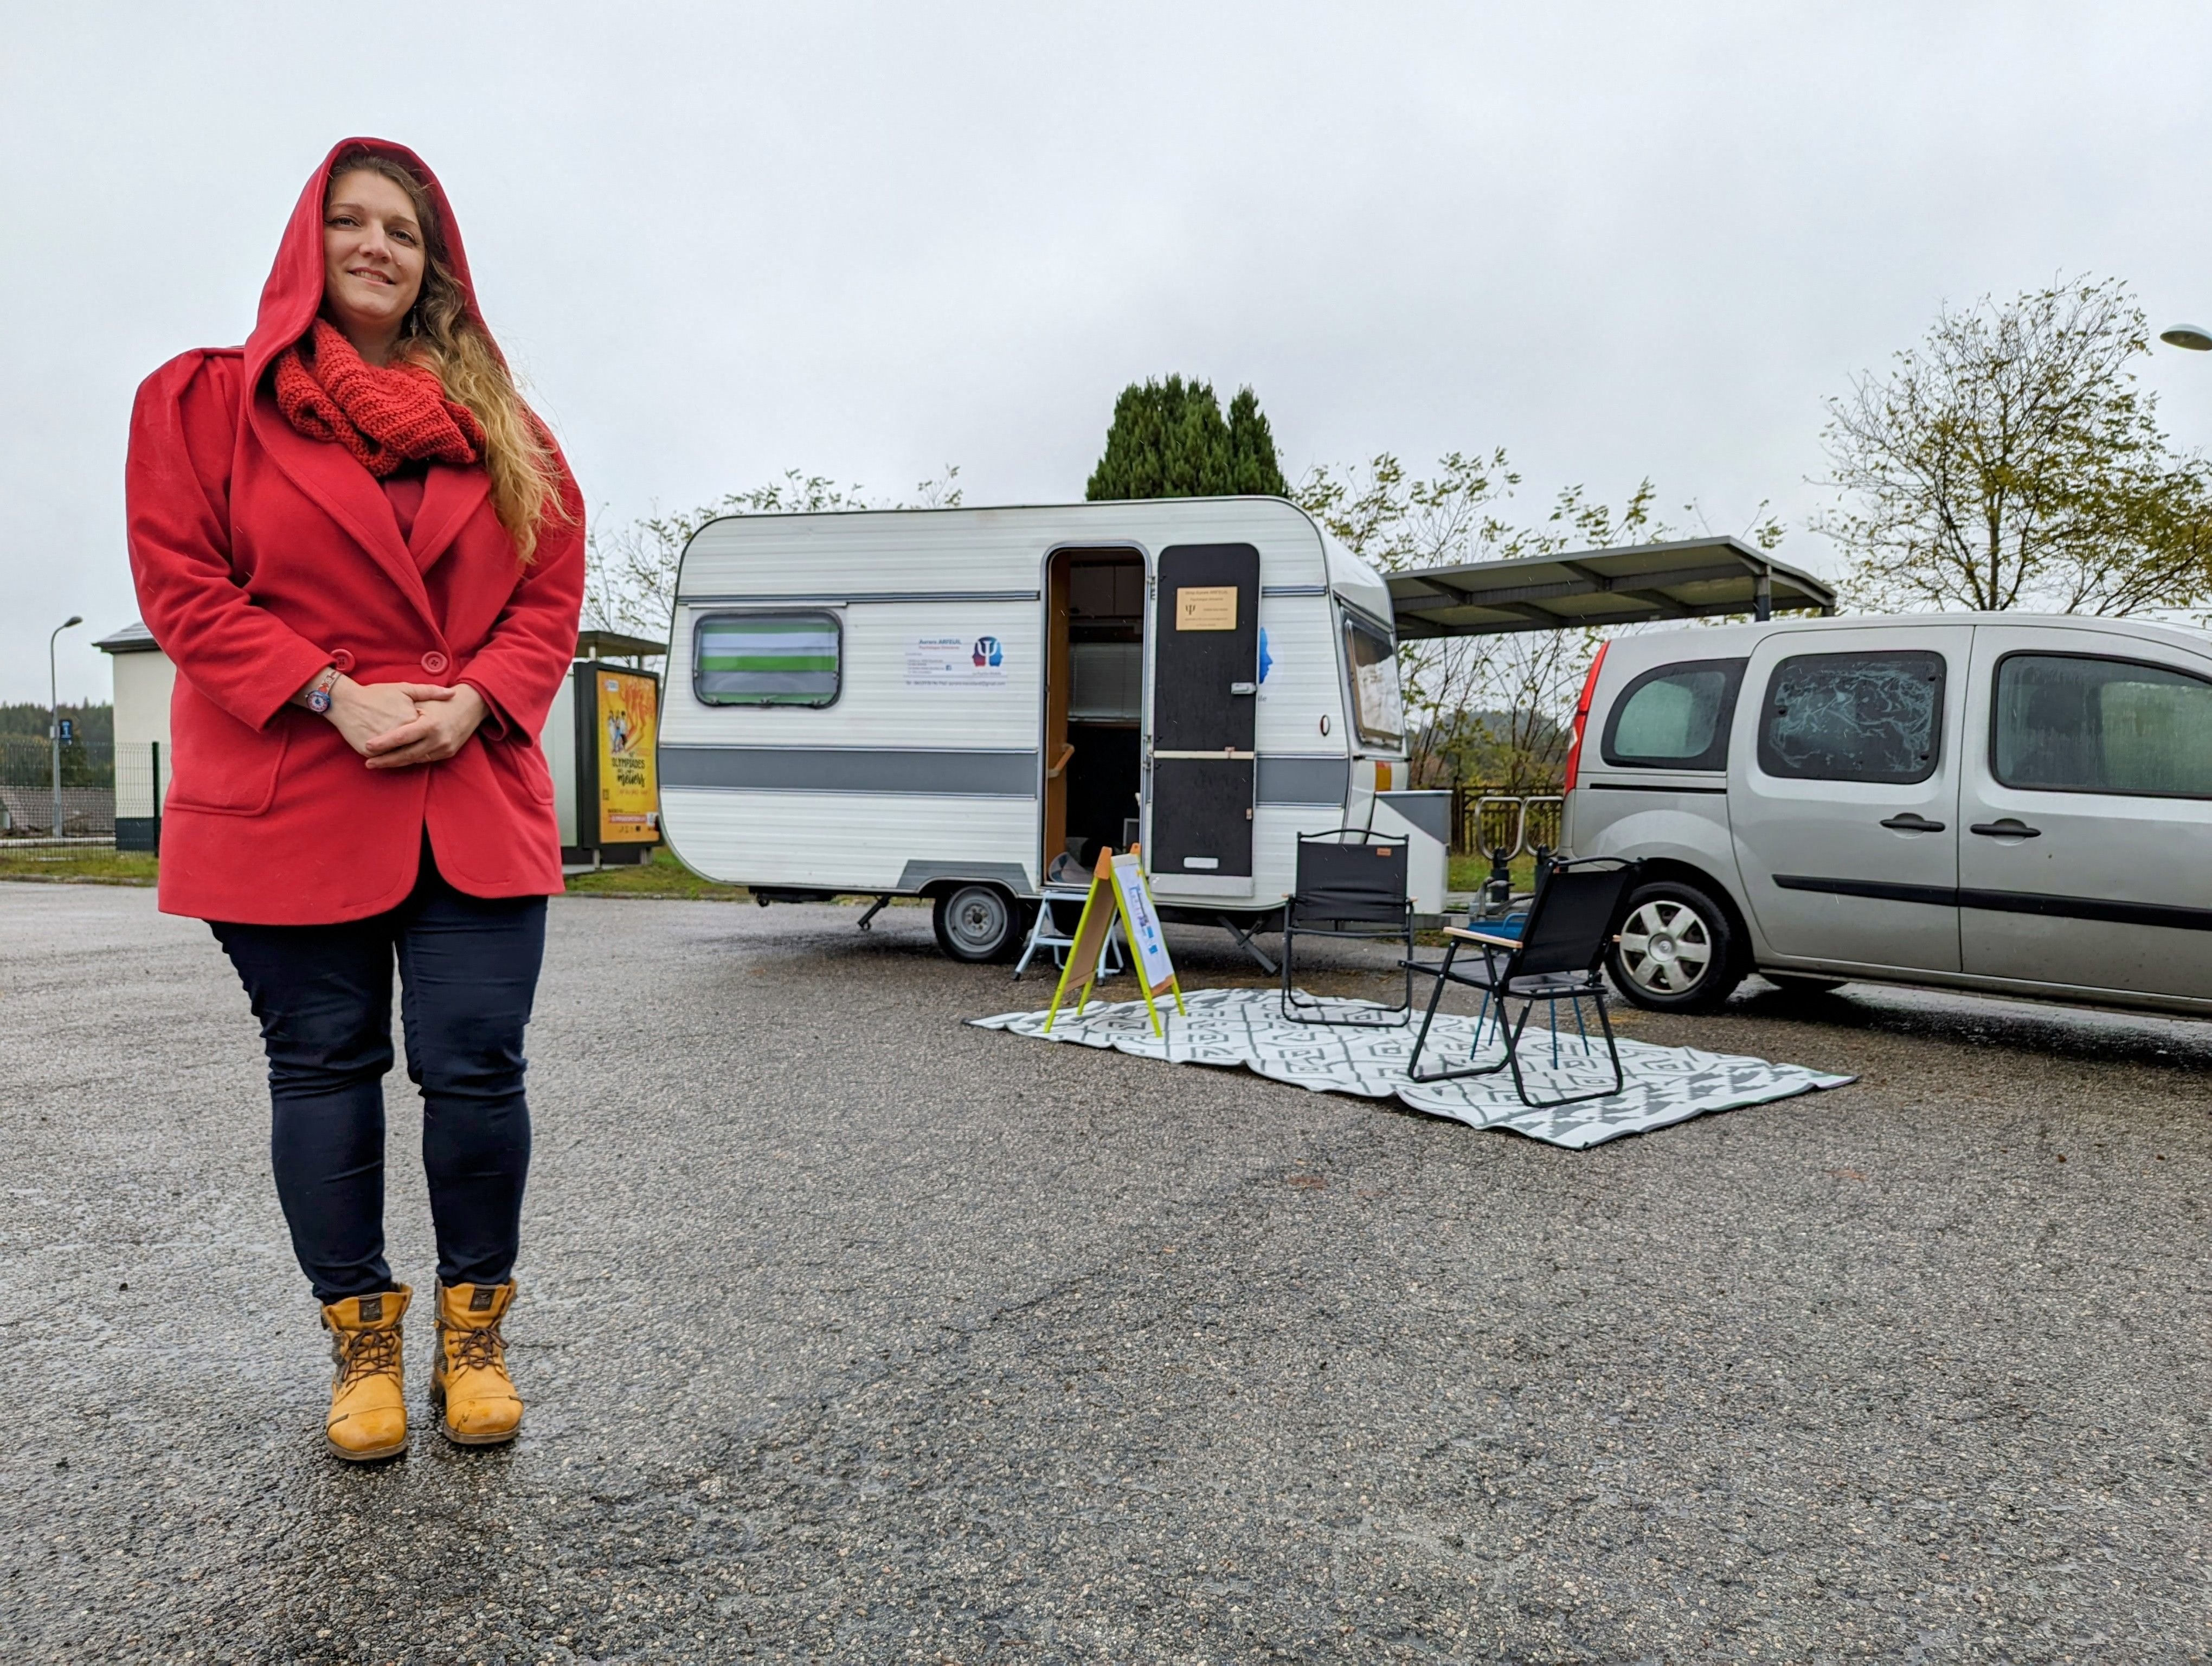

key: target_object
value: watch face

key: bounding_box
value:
[308,688,332,714]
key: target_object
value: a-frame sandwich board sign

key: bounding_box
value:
[1043,847,1188,1037]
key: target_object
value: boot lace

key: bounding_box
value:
[448,1323,506,1376]
[335,1324,402,1390]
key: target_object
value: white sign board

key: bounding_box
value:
[1111,858,1177,996]
[905,635,1009,689]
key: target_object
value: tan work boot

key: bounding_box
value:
[430,1280,523,1446]
[320,1286,411,1462]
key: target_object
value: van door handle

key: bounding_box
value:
[1969,818,2042,839]
[1230,682,1257,696]
[1879,813,1945,832]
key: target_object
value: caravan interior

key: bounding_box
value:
[1046,549,1146,872]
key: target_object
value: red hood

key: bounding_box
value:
[243,138,492,393]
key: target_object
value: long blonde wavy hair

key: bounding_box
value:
[327,149,566,561]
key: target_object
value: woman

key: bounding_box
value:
[126,139,584,1460]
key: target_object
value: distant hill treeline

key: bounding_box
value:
[0,702,114,744]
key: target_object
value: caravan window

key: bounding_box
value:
[693,612,841,708]
[1339,608,1404,749]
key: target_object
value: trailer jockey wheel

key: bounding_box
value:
[933,883,1022,964]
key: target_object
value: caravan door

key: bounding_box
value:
[1149,543,1261,887]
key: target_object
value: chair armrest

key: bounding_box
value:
[1444,926,1523,950]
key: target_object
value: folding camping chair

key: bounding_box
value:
[1012,883,1123,981]
[1279,828,1416,1027]
[1399,857,1640,1108]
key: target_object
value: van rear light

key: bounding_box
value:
[1560,640,1610,794]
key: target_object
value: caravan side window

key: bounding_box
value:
[693,611,842,708]
[1339,608,1404,749]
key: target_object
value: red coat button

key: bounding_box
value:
[420,651,449,676]
[329,648,355,672]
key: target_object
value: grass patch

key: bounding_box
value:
[564,847,749,901]
[1447,852,1541,896]
[0,847,160,886]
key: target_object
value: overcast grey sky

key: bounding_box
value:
[9,1,2212,703]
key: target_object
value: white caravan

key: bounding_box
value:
[657,497,1445,960]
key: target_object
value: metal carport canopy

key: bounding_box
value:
[1382,535,1836,639]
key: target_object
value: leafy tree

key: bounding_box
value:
[1819,277,2212,615]
[1297,453,1783,789]
[1085,377,1289,500]
[583,466,963,642]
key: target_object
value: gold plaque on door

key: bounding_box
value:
[1175,586,1238,631]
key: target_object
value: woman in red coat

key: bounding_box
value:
[127,139,584,1460]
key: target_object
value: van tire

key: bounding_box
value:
[933,884,1022,963]
[1607,880,1742,1013]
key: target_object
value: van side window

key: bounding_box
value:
[1758,650,1944,784]
[1994,652,2212,797]
[693,611,841,708]
[1600,658,1745,770]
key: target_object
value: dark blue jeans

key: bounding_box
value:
[213,848,546,1304]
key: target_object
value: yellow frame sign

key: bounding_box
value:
[1044,847,1187,1037]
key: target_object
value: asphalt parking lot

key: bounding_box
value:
[2,881,2208,1665]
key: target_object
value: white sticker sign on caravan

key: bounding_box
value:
[906,635,1009,689]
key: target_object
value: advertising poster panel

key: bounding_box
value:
[594,669,660,844]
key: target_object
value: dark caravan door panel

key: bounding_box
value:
[1150,543,1261,880]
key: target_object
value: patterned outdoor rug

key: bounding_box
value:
[970,986,1853,1149]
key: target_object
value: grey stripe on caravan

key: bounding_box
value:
[683,591,1041,605]
[1260,585,1328,597]
[698,672,838,697]
[1256,755,1349,805]
[660,745,1039,798]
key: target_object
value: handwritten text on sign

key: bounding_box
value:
[1110,858,1178,995]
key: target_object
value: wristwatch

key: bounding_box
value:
[304,667,340,715]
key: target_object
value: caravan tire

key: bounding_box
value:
[933,884,1022,964]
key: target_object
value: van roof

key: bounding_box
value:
[1599,610,2212,664]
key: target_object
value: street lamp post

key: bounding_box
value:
[49,614,82,838]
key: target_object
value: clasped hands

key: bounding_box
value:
[321,676,489,770]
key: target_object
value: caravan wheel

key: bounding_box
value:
[933,884,1021,963]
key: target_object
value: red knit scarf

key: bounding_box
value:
[273,317,484,477]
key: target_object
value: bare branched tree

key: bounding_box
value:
[583,466,964,642]
[1296,456,1773,789]
[1818,277,2212,615]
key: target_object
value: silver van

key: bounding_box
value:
[1561,613,2212,1016]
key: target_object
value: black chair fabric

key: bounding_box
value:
[1289,837,1410,926]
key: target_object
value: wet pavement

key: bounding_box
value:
[2,882,2208,1664]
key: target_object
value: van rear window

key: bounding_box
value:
[1600,658,1745,770]
[693,612,841,708]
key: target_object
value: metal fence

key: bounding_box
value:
[1449,785,1564,858]
[0,736,165,845]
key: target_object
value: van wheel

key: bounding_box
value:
[1607,881,1742,1013]
[933,885,1021,963]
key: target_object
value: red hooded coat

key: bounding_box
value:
[126,139,584,924]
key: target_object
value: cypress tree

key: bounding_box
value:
[1224,387,1290,496]
[1086,377,1287,500]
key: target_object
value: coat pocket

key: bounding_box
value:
[165,681,290,816]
